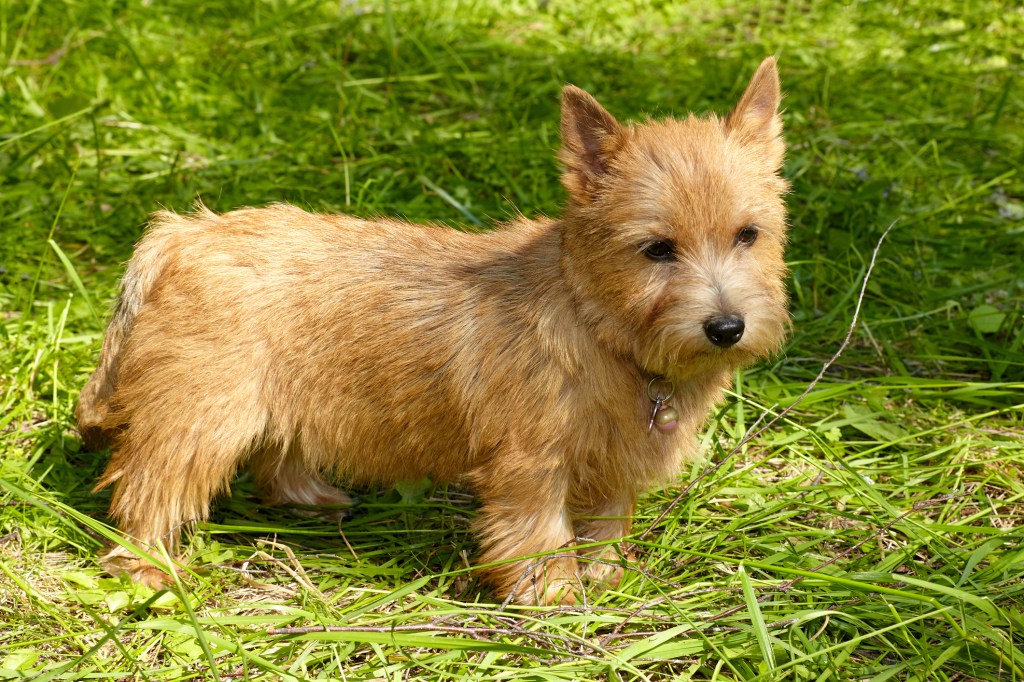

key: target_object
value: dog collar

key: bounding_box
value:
[646,376,678,433]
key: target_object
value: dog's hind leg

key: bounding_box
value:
[248,442,353,521]
[95,379,268,588]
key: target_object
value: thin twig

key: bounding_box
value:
[267,621,613,661]
[767,492,966,596]
[10,29,106,67]
[253,538,323,598]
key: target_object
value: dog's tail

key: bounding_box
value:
[76,207,200,450]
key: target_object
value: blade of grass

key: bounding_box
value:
[739,563,776,673]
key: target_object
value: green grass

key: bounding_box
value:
[2,0,1023,679]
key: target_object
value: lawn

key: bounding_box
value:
[1,0,1022,679]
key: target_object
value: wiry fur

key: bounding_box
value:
[77,58,789,605]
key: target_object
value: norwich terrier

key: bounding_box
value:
[77,57,788,605]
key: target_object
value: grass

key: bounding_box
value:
[1,0,1022,679]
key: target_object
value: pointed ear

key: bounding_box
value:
[560,85,623,201]
[726,57,782,139]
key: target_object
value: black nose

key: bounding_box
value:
[703,316,745,348]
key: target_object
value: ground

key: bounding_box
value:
[1,0,1022,679]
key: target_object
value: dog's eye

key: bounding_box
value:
[643,241,675,261]
[736,226,759,246]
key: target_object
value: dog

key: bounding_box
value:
[77,57,788,605]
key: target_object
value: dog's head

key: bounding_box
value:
[559,58,790,379]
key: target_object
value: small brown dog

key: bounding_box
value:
[77,57,788,605]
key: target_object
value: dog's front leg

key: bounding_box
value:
[573,489,637,590]
[472,451,580,605]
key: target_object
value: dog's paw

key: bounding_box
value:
[580,546,636,590]
[512,557,583,606]
[100,546,179,590]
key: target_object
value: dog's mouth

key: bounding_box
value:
[640,344,760,381]
[639,314,786,377]
[702,343,763,364]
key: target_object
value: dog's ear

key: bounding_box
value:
[560,85,623,202]
[726,57,782,141]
